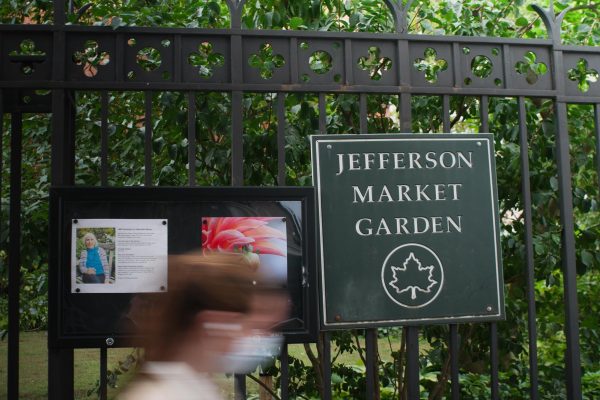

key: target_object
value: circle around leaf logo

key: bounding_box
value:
[381,243,444,309]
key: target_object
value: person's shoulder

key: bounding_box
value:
[116,379,167,400]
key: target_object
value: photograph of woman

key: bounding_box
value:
[78,231,113,284]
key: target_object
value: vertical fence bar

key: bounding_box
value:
[365,329,377,399]
[442,95,451,132]
[280,344,289,399]
[322,332,332,400]
[400,93,412,132]
[480,96,499,400]
[555,101,582,400]
[144,91,153,186]
[405,327,419,399]
[479,96,489,133]
[276,93,286,186]
[490,323,499,400]
[231,91,243,186]
[99,347,108,400]
[100,91,109,186]
[187,92,196,187]
[8,113,22,400]
[234,375,247,400]
[319,93,327,134]
[359,91,377,399]
[449,324,459,400]
[359,93,367,134]
[49,88,76,400]
[594,104,600,189]
[518,96,539,400]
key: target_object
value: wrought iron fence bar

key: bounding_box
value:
[554,101,583,400]
[557,45,600,53]
[405,327,420,399]
[100,91,109,186]
[557,97,600,104]
[452,43,461,88]
[289,38,298,84]
[276,92,286,185]
[501,44,510,90]
[231,91,243,185]
[398,40,410,88]
[518,96,539,400]
[490,322,499,400]
[48,88,76,400]
[319,93,326,134]
[365,329,376,399]
[144,91,153,186]
[234,374,246,400]
[442,95,451,132]
[360,93,367,134]
[116,33,125,82]
[449,324,460,400]
[8,112,22,400]
[321,332,332,400]
[173,35,182,82]
[54,0,66,26]
[0,24,559,45]
[480,96,489,133]
[99,347,108,400]
[187,91,196,187]
[595,104,600,190]
[344,39,353,85]
[0,85,576,101]
[280,344,289,399]
[400,93,411,132]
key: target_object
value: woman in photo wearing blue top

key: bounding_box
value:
[79,232,110,284]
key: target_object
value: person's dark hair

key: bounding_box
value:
[132,252,258,361]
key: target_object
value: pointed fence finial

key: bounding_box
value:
[225,0,247,29]
[383,0,414,34]
[531,2,573,44]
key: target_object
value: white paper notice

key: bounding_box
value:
[71,219,168,294]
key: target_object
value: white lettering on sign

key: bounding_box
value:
[352,184,463,203]
[355,216,462,236]
[337,151,472,176]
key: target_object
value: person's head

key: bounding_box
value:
[83,232,97,249]
[132,252,288,373]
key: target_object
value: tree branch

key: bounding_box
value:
[247,373,282,400]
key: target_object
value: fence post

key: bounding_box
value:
[48,2,77,397]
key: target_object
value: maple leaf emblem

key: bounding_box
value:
[389,252,438,300]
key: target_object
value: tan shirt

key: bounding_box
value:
[118,362,224,400]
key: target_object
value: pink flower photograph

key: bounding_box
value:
[201,217,288,283]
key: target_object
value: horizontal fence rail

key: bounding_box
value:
[0,26,599,103]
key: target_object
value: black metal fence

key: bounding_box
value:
[2,0,600,399]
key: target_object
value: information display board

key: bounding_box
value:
[49,187,317,347]
[311,134,504,329]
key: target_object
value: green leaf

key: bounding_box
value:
[290,16,304,29]
[515,16,528,27]
[581,250,594,267]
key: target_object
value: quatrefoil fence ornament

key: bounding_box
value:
[413,47,448,84]
[9,39,46,76]
[357,46,392,81]
[514,51,548,85]
[248,43,285,80]
[72,40,110,78]
[568,58,599,93]
[188,42,225,78]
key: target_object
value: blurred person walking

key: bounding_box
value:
[118,252,288,400]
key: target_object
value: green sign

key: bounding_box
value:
[311,134,504,329]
